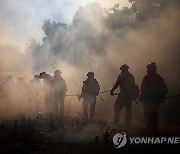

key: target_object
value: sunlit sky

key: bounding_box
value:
[0,0,130,51]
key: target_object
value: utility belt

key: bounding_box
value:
[82,93,97,98]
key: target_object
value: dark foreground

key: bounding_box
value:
[0,115,179,154]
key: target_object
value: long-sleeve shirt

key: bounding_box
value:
[111,72,135,94]
[81,78,100,97]
[141,73,168,101]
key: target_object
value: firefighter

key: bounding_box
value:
[110,64,137,128]
[52,70,67,119]
[1,75,16,116]
[80,71,100,120]
[39,72,53,117]
[140,62,168,134]
[28,75,42,116]
[16,77,29,114]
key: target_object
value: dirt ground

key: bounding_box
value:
[0,114,179,154]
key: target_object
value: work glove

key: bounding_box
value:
[110,90,114,96]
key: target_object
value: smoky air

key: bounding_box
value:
[0,1,179,153]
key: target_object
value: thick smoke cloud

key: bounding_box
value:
[0,45,32,80]
[0,1,180,122]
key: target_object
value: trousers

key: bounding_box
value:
[114,93,133,127]
[83,96,96,120]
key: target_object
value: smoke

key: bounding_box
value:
[0,1,180,124]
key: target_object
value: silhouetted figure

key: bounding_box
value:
[1,75,14,96]
[140,62,168,134]
[80,71,100,120]
[110,64,136,128]
[52,70,67,119]
[39,72,53,117]
[28,75,42,116]
[1,75,16,116]
[16,77,28,114]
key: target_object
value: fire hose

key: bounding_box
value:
[65,90,180,102]
[65,94,105,101]
[65,90,112,102]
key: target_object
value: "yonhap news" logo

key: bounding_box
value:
[113,132,180,149]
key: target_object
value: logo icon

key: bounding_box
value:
[113,132,127,148]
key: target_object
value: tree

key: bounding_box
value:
[42,19,68,42]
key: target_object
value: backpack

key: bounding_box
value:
[82,79,100,96]
[121,74,139,100]
[145,75,168,100]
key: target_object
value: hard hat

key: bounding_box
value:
[34,75,40,79]
[39,72,46,78]
[7,75,12,80]
[86,71,94,76]
[147,62,157,69]
[18,77,23,81]
[54,70,62,75]
[120,64,129,70]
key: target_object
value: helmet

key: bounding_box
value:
[120,64,129,70]
[54,70,62,75]
[7,75,12,80]
[34,75,40,79]
[39,72,46,78]
[147,62,157,69]
[18,77,23,81]
[86,71,94,76]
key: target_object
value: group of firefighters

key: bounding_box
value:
[110,62,168,134]
[0,61,168,134]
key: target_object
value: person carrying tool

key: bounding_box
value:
[39,72,53,117]
[52,70,67,119]
[80,71,100,120]
[110,64,138,128]
[28,75,42,116]
[140,62,168,134]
